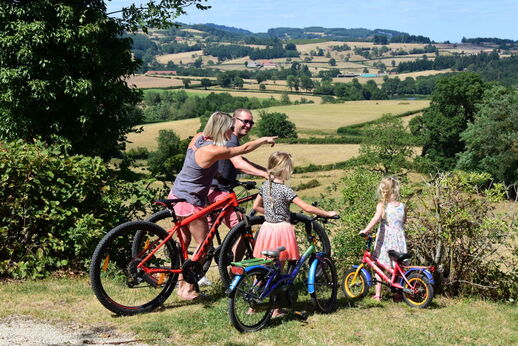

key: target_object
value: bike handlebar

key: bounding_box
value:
[217,180,257,191]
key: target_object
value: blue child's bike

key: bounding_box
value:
[225,215,339,332]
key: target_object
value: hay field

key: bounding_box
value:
[261,100,430,134]
[127,118,200,150]
[243,143,360,167]
[126,75,185,88]
[190,88,322,103]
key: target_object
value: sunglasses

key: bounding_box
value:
[235,118,255,127]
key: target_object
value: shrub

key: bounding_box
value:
[0,140,167,279]
[406,171,517,300]
[330,169,384,269]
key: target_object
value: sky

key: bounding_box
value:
[106,0,518,43]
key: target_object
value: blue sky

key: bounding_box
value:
[106,0,518,42]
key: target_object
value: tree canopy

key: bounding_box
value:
[456,85,518,185]
[0,0,208,159]
[257,111,297,138]
[415,72,487,170]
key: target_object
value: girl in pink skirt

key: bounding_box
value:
[252,152,337,316]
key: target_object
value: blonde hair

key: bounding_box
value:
[203,111,233,146]
[266,151,294,202]
[267,151,293,181]
[377,177,401,204]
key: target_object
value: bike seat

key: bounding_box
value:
[261,246,286,258]
[388,250,412,263]
[154,198,186,209]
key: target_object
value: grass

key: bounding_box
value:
[1,276,516,344]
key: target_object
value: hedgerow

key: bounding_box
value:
[0,140,167,279]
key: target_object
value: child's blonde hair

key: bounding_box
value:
[267,151,293,181]
[377,177,401,204]
[266,152,293,202]
[203,111,234,146]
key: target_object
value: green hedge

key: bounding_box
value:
[0,140,166,279]
[336,108,427,135]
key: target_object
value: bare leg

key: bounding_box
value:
[374,273,382,300]
[177,218,209,300]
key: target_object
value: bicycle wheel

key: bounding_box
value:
[218,215,263,287]
[311,256,338,313]
[90,221,180,315]
[402,272,434,308]
[228,267,274,332]
[218,214,331,287]
[145,209,214,277]
[341,267,369,300]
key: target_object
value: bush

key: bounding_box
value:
[406,171,517,300]
[0,140,168,279]
[330,169,384,269]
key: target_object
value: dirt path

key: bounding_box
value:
[0,315,147,345]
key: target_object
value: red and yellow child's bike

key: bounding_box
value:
[341,234,435,308]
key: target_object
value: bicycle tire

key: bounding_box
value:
[310,255,338,313]
[218,215,264,287]
[90,220,180,315]
[218,214,332,287]
[402,272,434,308]
[228,267,274,332]
[341,267,369,300]
[145,209,214,276]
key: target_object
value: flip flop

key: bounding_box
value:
[372,295,381,301]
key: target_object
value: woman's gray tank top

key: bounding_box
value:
[170,135,218,207]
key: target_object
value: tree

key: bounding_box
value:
[182,78,191,88]
[416,72,487,170]
[233,76,244,89]
[0,0,209,159]
[300,76,314,92]
[456,85,518,184]
[357,114,415,174]
[148,130,187,180]
[257,112,297,138]
[200,78,211,90]
[328,58,337,66]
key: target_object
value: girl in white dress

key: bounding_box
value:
[360,177,407,301]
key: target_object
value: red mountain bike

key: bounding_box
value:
[89,181,258,315]
[341,234,435,308]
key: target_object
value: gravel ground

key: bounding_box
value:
[0,315,147,345]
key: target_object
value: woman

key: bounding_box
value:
[168,111,276,300]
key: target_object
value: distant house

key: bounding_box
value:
[336,72,359,78]
[246,60,259,68]
[260,60,277,69]
[175,37,185,42]
[145,70,177,76]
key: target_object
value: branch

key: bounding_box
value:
[446,280,497,290]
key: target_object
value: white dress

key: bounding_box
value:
[373,202,407,267]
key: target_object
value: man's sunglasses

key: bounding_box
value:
[235,118,255,126]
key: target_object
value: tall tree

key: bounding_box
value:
[0,0,208,158]
[257,112,297,138]
[416,72,487,170]
[456,85,518,184]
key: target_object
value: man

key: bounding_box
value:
[208,108,268,228]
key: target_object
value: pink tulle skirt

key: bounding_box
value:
[253,222,300,261]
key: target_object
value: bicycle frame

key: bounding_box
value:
[227,244,326,299]
[137,189,258,277]
[350,237,435,293]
